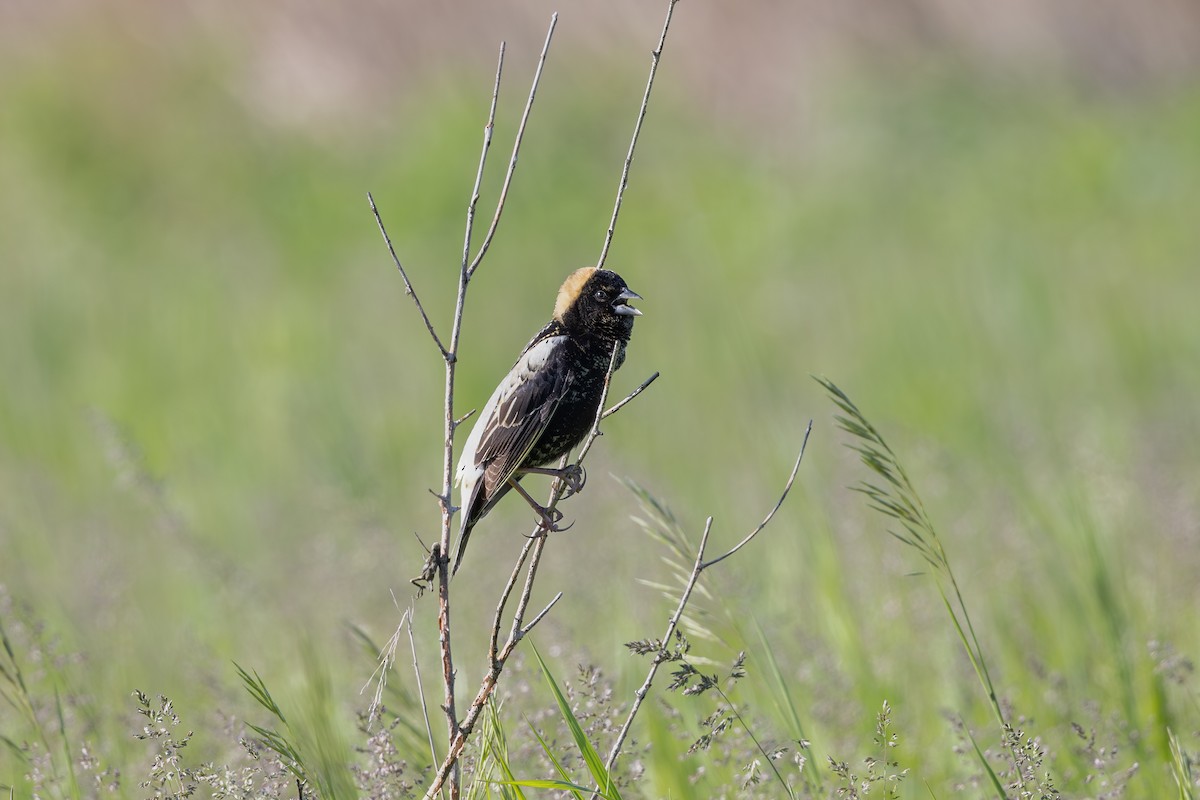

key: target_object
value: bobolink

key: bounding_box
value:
[452,267,643,575]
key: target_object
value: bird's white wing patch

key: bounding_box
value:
[455,335,567,488]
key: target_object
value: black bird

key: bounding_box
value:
[453,267,643,575]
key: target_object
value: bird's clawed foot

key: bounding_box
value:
[506,474,580,537]
[537,505,565,530]
[523,507,575,538]
[558,464,586,497]
[516,463,587,497]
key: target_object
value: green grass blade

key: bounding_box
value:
[235,663,309,787]
[1168,727,1196,800]
[472,698,525,800]
[53,685,80,800]
[820,378,1007,730]
[962,724,1007,800]
[752,618,821,791]
[529,642,621,800]
[524,716,584,800]
[496,778,597,792]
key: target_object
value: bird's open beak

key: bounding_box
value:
[613,287,643,316]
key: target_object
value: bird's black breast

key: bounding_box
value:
[524,336,627,467]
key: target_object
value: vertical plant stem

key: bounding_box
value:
[597,0,679,268]
[604,517,714,775]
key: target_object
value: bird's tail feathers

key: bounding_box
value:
[451,518,473,577]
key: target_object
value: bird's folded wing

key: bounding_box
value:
[476,350,572,497]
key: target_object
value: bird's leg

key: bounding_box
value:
[516,464,587,497]
[507,478,567,531]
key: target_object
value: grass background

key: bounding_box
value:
[2,2,1199,797]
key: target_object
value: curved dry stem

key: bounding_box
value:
[703,419,813,569]
[603,516,714,777]
[507,532,552,643]
[424,534,553,800]
[602,421,814,782]
[574,343,622,465]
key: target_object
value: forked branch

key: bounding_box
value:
[372,2,680,797]
[423,343,656,800]
[467,14,559,279]
[602,420,814,780]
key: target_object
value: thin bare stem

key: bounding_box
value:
[604,517,714,775]
[467,14,559,279]
[407,610,439,773]
[602,371,660,419]
[575,344,622,465]
[388,6,672,796]
[434,568,457,795]
[522,591,564,635]
[462,44,505,280]
[367,193,447,358]
[508,530,550,641]
[427,40,515,800]
[425,349,655,799]
[603,422,814,781]
[715,685,795,800]
[703,420,812,569]
[423,534,553,800]
[489,534,540,663]
[597,0,679,269]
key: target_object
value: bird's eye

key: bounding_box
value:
[593,289,608,302]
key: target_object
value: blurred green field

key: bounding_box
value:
[2,12,1199,799]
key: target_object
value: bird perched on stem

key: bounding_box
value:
[453,267,643,575]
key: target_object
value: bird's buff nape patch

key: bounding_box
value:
[552,267,598,321]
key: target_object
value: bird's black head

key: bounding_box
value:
[553,267,642,341]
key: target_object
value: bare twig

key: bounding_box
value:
[602,424,813,779]
[507,521,552,641]
[489,533,540,663]
[425,341,655,800]
[605,517,713,775]
[597,0,680,268]
[703,420,812,569]
[424,533,555,799]
[461,43,505,285]
[374,3,677,796]
[522,591,564,635]
[430,36,518,800]
[467,14,559,279]
[407,609,439,773]
[368,193,448,358]
[574,343,623,465]
[433,571,457,796]
[406,17,571,799]
[602,371,660,419]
